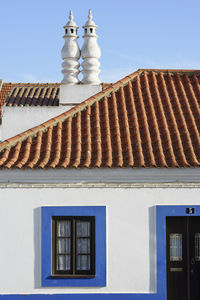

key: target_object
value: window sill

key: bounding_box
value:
[51,274,96,279]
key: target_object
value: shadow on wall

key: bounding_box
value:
[34,207,41,289]
[149,206,156,293]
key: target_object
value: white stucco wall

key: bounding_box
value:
[0,187,199,294]
[60,85,102,104]
[0,106,73,141]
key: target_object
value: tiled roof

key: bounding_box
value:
[0,82,110,109]
[1,69,200,169]
[0,82,12,106]
[0,83,60,107]
[0,82,12,122]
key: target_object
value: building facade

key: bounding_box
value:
[0,10,200,300]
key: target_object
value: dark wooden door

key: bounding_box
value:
[166,217,200,300]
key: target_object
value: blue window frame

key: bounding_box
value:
[41,206,106,287]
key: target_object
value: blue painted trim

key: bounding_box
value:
[156,205,200,299]
[42,206,106,287]
[3,205,200,299]
[0,294,158,299]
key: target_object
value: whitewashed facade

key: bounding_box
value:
[0,169,199,299]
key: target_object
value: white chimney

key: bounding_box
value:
[61,10,80,84]
[60,10,102,105]
[81,9,101,84]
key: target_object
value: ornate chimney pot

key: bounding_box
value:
[61,10,80,84]
[81,9,101,85]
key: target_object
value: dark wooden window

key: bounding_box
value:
[52,216,95,278]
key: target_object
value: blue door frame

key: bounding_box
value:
[156,205,200,300]
[2,205,200,300]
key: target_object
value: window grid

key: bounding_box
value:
[52,216,95,278]
[170,233,182,261]
[195,233,200,261]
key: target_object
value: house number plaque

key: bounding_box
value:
[186,208,195,214]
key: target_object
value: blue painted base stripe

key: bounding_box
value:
[0,294,160,300]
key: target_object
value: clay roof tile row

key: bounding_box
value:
[0,69,200,169]
[3,83,60,107]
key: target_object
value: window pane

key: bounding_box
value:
[76,255,90,270]
[57,255,71,271]
[77,221,90,237]
[195,233,200,261]
[57,221,71,237]
[170,233,182,261]
[77,238,90,254]
[52,217,95,276]
[57,238,71,254]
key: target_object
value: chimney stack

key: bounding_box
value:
[60,10,102,104]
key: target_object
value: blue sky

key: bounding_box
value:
[0,0,200,83]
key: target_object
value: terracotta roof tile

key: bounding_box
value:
[1,69,200,169]
[0,82,13,122]
[0,82,13,106]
